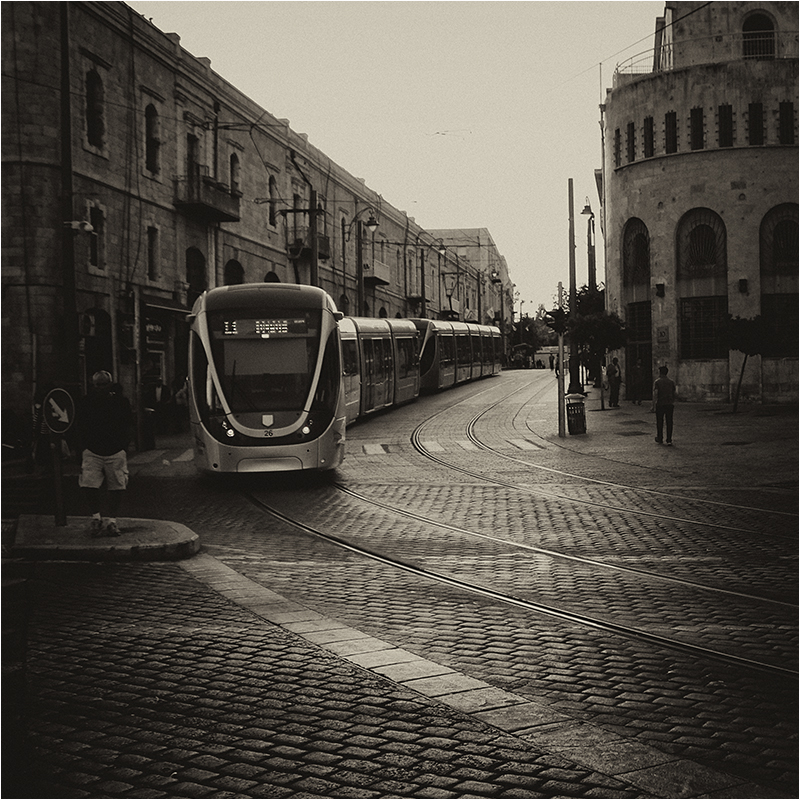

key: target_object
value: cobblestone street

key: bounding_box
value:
[4,371,797,798]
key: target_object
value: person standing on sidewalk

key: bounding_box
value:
[606,357,622,407]
[76,371,133,536]
[652,365,677,445]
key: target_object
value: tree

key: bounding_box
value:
[727,315,767,413]
[568,285,626,386]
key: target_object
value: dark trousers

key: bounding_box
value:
[656,404,674,442]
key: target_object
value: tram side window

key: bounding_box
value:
[311,331,341,416]
[396,337,416,378]
[190,331,223,418]
[471,335,482,364]
[342,340,359,376]
[456,334,471,365]
[440,336,455,365]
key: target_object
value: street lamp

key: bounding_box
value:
[567,179,583,395]
[345,209,379,315]
[490,268,506,362]
[581,198,596,292]
[581,198,602,386]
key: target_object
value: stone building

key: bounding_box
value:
[2,1,515,441]
[602,0,798,402]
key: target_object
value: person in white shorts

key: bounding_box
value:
[76,371,133,536]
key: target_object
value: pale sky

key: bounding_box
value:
[128,0,664,314]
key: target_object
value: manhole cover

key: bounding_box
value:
[720,441,752,446]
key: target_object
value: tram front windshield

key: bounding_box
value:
[207,309,321,413]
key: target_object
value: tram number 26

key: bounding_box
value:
[264,430,273,437]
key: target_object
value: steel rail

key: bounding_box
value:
[244,491,798,680]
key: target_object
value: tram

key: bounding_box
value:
[187,283,347,473]
[187,283,503,474]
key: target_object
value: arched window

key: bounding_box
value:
[743,13,775,60]
[676,208,727,279]
[186,248,206,308]
[145,105,160,174]
[676,209,728,359]
[378,307,388,319]
[268,177,278,226]
[622,218,650,286]
[86,69,105,148]
[224,260,244,285]
[229,154,240,196]
[760,203,799,278]
[760,204,799,357]
[264,271,280,283]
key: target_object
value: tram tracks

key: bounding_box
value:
[243,488,796,680]
[238,374,796,676]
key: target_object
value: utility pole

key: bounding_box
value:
[567,179,583,395]
[309,189,318,287]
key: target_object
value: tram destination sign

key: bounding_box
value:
[221,318,309,338]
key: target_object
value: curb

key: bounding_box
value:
[11,515,200,562]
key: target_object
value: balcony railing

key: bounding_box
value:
[363,258,391,286]
[614,30,798,86]
[287,226,331,261]
[174,164,240,223]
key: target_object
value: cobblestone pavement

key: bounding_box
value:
[4,370,797,798]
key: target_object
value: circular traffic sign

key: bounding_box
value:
[43,388,75,434]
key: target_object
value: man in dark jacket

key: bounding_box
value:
[76,371,133,536]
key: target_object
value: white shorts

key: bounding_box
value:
[79,449,129,490]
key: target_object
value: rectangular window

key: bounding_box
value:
[627,301,652,342]
[779,101,795,145]
[718,104,734,147]
[147,226,159,281]
[643,116,655,158]
[626,121,636,163]
[690,107,704,150]
[761,294,799,356]
[665,111,678,154]
[614,128,621,168]
[748,102,764,145]
[89,207,104,269]
[679,296,728,359]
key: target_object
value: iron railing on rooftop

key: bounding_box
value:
[614,30,798,86]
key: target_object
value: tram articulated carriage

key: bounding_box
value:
[188,283,501,474]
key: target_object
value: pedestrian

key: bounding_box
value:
[173,377,189,433]
[554,356,560,379]
[629,359,644,405]
[549,353,555,371]
[606,357,622,407]
[652,365,676,446]
[76,371,133,537]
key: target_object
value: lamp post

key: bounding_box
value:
[567,179,583,395]
[581,198,601,387]
[581,197,596,292]
[490,268,505,362]
[343,209,378,315]
[413,238,446,319]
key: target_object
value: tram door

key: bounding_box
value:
[363,338,375,412]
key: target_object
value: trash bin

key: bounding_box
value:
[566,394,586,435]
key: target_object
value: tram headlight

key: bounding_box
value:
[226,427,235,438]
[301,425,311,436]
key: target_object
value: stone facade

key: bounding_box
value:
[2,1,514,436]
[602,0,798,402]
